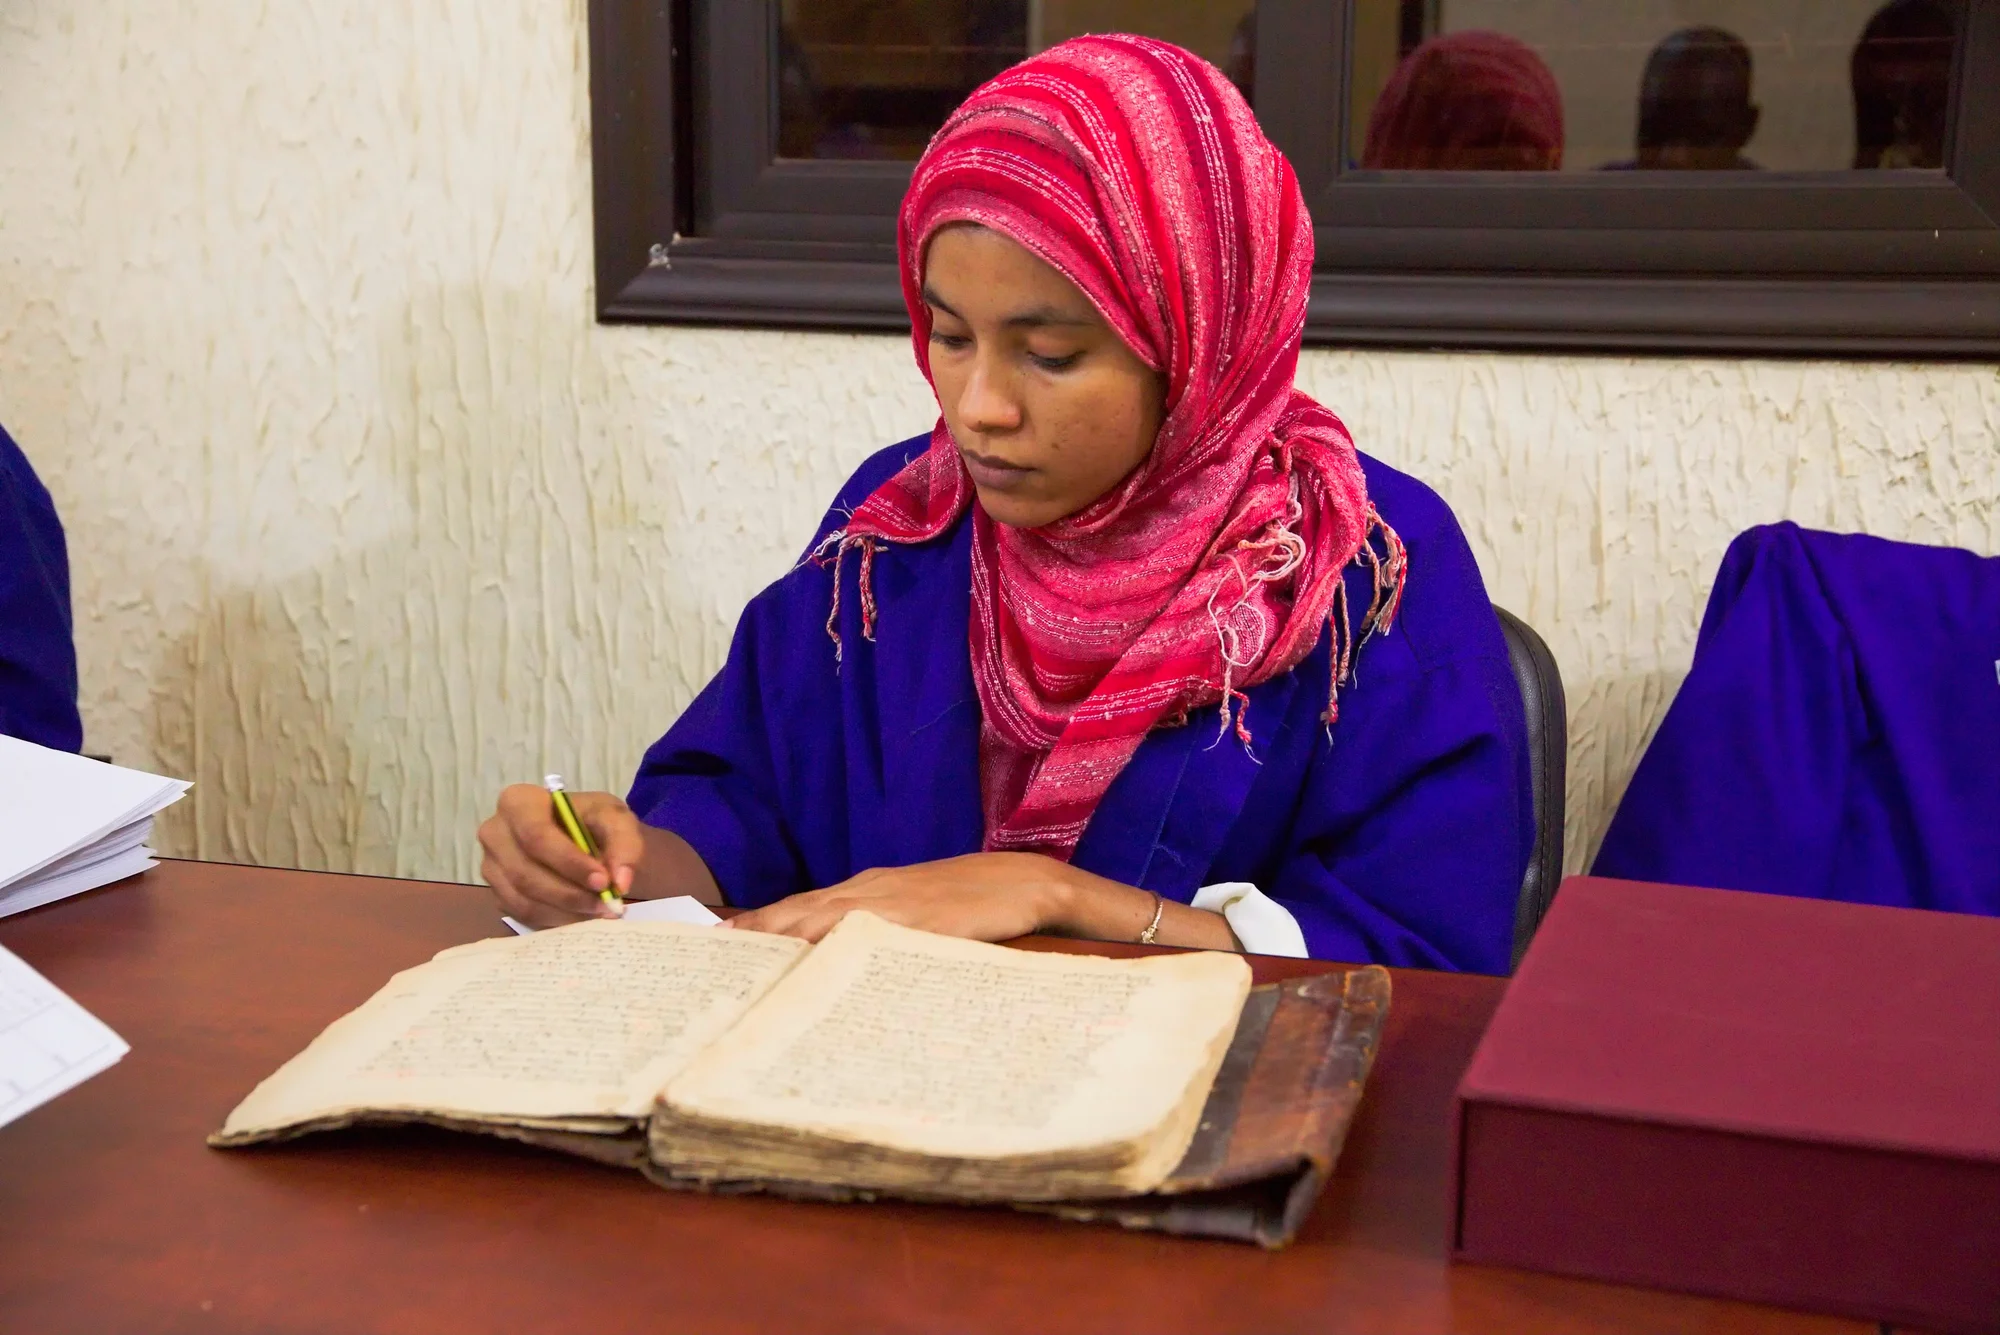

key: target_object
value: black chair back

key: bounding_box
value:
[1495,606,1567,968]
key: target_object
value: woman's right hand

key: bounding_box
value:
[477,785,647,928]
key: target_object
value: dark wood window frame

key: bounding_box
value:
[589,0,2000,356]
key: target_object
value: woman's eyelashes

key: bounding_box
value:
[928,324,1082,373]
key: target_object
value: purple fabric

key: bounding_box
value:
[0,423,81,753]
[629,437,1531,972]
[1594,522,2000,915]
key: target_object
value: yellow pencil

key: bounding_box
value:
[544,774,621,911]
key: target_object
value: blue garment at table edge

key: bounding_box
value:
[1595,521,2000,916]
[631,436,1533,972]
[0,422,82,753]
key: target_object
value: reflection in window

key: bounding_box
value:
[1852,0,1957,169]
[1350,0,1960,172]
[775,0,1257,162]
[1361,30,1564,170]
[1622,28,1761,170]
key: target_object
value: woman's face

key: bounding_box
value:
[921,225,1166,529]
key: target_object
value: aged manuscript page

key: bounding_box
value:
[215,921,805,1142]
[659,912,1250,1180]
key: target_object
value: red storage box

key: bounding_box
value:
[1451,876,2000,1333]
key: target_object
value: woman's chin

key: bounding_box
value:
[974,487,1068,529]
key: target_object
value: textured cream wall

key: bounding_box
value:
[2,3,1995,883]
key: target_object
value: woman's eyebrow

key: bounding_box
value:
[1003,305,1094,329]
[920,285,962,320]
[922,285,1094,330]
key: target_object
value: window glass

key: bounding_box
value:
[776,0,1259,161]
[1350,0,1959,171]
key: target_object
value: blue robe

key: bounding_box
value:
[1594,522,2000,915]
[631,438,1532,972]
[0,424,82,753]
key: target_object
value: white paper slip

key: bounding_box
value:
[0,737,189,919]
[502,895,723,935]
[0,943,129,1131]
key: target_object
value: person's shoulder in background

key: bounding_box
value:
[0,423,83,752]
[1357,451,1511,672]
[799,433,936,557]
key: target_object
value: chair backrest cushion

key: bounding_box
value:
[1496,606,1568,964]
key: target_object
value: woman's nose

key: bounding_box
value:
[956,356,1023,435]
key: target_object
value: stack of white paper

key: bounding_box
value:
[0,736,190,919]
[0,943,129,1130]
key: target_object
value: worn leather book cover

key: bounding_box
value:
[509,966,1390,1249]
[1452,877,2000,1334]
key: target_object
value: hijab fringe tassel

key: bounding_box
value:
[1321,505,1408,736]
[806,529,881,665]
[815,504,1406,746]
[1205,492,1406,754]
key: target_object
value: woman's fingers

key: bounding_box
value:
[736,903,849,942]
[727,859,1049,944]
[575,792,645,897]
[729,888,837,938]
[732,884,917,942]
[482,853,551,927]
[508,843,617,920]
[724,903,785,936]
[478,788,613,921]
[784,906,852,942]
[734,879,913,937]
[496,783,609,890]
[482,854,572,929]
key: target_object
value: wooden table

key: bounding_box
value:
[0,861,1876,1335]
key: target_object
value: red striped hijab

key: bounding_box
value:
[821,35,1404,861]
[1362,31,1565,171]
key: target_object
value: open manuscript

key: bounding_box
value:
[213,912,1390,1246]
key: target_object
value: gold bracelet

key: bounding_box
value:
[1138,891,1165,945]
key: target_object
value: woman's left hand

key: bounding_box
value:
[726,852,1071,943]
[728,851,1242,951]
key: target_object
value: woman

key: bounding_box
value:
[1850,0,1956,171]
[1363,31,1564,172]
[480,36,1531,970]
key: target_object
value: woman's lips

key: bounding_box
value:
[960,448,1035,492]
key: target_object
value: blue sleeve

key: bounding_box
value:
[627,435,929,906]
[0,426,83,753]
[1251,459,1530,973]
[1267,647,1527,973]
[626,567,843,908]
